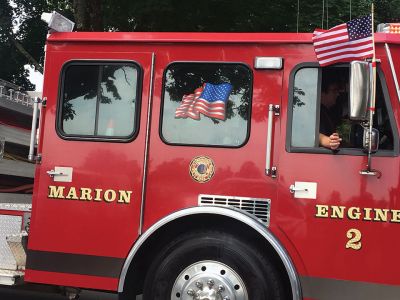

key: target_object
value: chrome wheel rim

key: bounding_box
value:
[171,260,248,300]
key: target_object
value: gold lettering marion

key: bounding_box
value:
[118,190,132,204]
[47,185,132,204]
[94,189,103,202]
[80,188,92,201]
[66,187,79,200]
[104,189,116,202]
[48,185,65,198]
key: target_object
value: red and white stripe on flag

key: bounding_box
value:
[174,86,203,120]
[313,16,374,66]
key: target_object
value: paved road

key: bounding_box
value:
[0,286,124,300]
[0,286,144,300]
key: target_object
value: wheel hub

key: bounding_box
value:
[171,260,248,300]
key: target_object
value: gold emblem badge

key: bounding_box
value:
[189,156,215,183]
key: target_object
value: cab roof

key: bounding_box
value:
[46,31,400,45]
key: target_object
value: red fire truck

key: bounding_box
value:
[1,12,400,300]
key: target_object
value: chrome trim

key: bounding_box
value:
[118,206,302,300]
[265,104,278,177]
[28,97,41,161]
[385,43,400,103]
[265,104,274,175]
[0,203,31,212]
[139,53,155,235]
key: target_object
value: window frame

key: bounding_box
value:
[159,61,253,148]
[286,62,399,157]
[56,60,143,143]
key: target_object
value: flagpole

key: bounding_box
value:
[367,3,376,172]
[371,3,376,110]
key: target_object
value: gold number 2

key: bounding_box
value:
[346,228,362,250]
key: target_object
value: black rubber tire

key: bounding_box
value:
[142,230,287,300]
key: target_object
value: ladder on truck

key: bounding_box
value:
[0,79,35,285]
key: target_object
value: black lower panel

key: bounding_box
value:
[26,250,125,278]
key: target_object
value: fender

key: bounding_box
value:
[118,206,302,300]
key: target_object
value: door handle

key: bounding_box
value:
[28,97,42,162]
[265,104,280,178]
[289,185,308,194]
[46,170,66,177]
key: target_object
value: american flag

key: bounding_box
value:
[313,15,374,66]
[175,83,232,120]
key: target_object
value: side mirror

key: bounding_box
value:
[363,127,379,153]
[349,61,370,121]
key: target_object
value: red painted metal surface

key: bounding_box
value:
[23,31,400,297]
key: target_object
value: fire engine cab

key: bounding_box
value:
[0,12,400,300]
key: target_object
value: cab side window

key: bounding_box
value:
[289,65,395,153]
[161,63,252,147]
[59,62,141,140]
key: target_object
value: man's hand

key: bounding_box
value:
[319,133,342,150]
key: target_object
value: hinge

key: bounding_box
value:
[35,154,42,164]
[271,166,277,178]
[41,97,47,108]
[266,166,278,178]
[273,105,280,116]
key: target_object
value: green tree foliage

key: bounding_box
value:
[0,0,73,89]
[2,0,400,90]
[0,0,33,89]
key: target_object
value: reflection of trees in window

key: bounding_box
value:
[293,86,305,107]
[101,65,134,103]
[62,65,135,121]
[165,64,251,122]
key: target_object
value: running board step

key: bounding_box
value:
[7,231,28,270]
[0,269,24,285]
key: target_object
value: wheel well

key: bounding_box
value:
[121,213,293,299]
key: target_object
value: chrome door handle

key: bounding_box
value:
[265,104,280,178]
[28,97,42,162]
[289,185,308,194]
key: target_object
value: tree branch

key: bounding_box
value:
[11,38,43,74]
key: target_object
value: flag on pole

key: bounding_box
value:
[313,15,374,66]
[175,83,232,120]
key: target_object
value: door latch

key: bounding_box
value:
[289,185,308,193]
[46,167,73,182]
[289,182,317,199]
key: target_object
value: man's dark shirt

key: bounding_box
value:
[320,104,341,136]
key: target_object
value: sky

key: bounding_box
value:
[25,65,44,92]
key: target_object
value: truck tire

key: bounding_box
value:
[142,230,287,300]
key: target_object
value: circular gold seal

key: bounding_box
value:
[189,156,215,183]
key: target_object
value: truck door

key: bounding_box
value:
[142,54,282,229]
[278,62,400,297]
[27,51,153,284]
